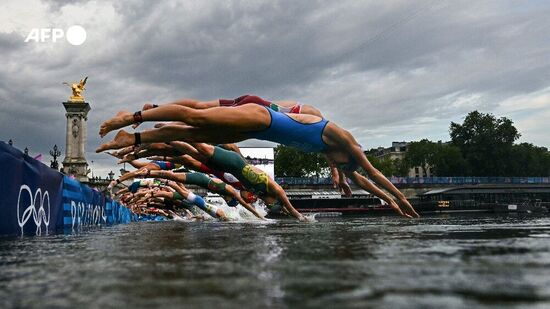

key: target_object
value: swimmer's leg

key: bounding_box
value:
[99,104,268,137]
[96,126,250,153]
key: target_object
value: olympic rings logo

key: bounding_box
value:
[17,184,50,235]
[70,201,107,229]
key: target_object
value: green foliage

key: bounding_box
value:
[274,110,550,178]
[404,140,468,176]
[365,155,407,177]
[506,143,550,176]
[430,143,469,176]
[403,139,436,175]
[274,145,329,177]
[450,111,520,176]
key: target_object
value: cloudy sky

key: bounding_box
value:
[1,0,549,177]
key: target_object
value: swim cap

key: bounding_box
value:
[242,191,257,203]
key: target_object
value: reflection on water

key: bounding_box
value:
[1,214,550,308]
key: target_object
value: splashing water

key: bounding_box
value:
[204,195,275,223]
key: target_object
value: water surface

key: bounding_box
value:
[1,214,550,308]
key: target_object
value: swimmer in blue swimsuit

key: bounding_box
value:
[98,100,419,218]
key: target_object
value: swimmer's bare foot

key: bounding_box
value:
[96,130,135,153]
[99,111,133,137]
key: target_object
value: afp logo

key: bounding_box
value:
[17,185,51,235]
[25,25,87,46]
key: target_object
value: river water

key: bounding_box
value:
[1,214,550,308]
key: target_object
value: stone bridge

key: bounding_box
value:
[276,177,550,198]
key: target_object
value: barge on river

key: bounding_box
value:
[281,185,550,215]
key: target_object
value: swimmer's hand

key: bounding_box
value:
[389,200,412,218]
[134,168,149,178]
[331,172,340,188]
[106,151,120,159]
[118,153,136,164]
[338,182,352,197]
[107,181,116,195]
[397,197,420,218]
[107,180,116,189]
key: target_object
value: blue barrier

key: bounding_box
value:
[0,141,133,236]
[62,176,133,230]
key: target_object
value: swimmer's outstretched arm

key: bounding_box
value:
[345,143,419,218]
[115,187,129,195]
[272,186,306,222]
[107,146,134,159]
[336,169,353,197]
[218,143,243,157]
[117,143,182,162]
[347,172,409,217]
[147,155,187,165]
[109,167,144,191]
[140,170,184,183]
[110,168,156,195]
[224,185,265,220]
[170,141,207,161]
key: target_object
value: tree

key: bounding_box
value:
[450,111,520,176]
[365,155,407,177]
[430,143,469,176]
[274,145,329,177]
[403,140,468,176]
[506,143,550,176]
[403,139,437,176]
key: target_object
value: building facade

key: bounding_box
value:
[371,141,433,178]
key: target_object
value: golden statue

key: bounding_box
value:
[62,76,88,102]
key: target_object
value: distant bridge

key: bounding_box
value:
[276,176,550,198]
[276,176,550,187]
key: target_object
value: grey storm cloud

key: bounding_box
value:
[0,0,549,176]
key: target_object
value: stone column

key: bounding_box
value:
[62,101,91,183]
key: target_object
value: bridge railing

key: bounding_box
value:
[275,176,550,185]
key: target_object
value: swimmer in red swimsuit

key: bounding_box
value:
[138,94,322,118]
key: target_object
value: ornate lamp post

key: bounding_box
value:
[50,144,61,170]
